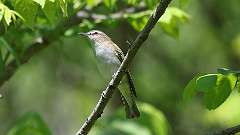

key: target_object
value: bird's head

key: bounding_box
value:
[79,30,110,43]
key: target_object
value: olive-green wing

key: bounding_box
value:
[114,45,137,97]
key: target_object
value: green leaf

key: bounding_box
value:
[7,112,51,135]
[0,37,20,66]
[203,75,232,110]
[144,0,158,9]
[0,4,4,21]
[226,74,237,90]
[138,103,170,135]
[237,81,240,93]
[187,73,235,110]
[33,0,46,8]
[113,103,170,135]
[179,0,189,7]
[111,121,151,135]
[3,6,12,25]
[104,0,117,9]
[159,7,189,38]
[79,19,96,29]
[128,17,148,31]
[57,0,68,17]
[196,74,218,92]
[183,76,198,103]
[125,0,140,5]
[43,0,58,24]
[13,0,39,27]
[86,0,101,8]
[0,3,24,27]
[126,10,152,31]
[10,10,24,21]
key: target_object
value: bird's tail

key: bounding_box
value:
[118,74,140,118]
[120,93,140,118]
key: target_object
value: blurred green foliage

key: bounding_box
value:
[0,0,240,135]
[89,103,170,135]
[7,112,51,135]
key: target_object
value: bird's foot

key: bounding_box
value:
[126,40,134,49]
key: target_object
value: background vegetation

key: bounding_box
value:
[0,0,240,135]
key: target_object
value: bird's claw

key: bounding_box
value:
[126,40,134,49]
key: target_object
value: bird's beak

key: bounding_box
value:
[78,32,88,36]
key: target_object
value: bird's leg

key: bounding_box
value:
[126,40,134,50]
[112,73,117,78]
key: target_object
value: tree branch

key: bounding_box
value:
[210,125,240,135]
[75,0,172,135]
[77,5,147,21]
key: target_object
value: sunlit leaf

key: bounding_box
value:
[7,112,51,135]
[79,19,95,29]
[13,0,38,27]
[0,3,24,27]
[179,0,189,7]
[138,103,170,135]
[57,0,68,17]
[226,74,237,90]
[86,0,101,8]
[183,76,198,103]
[203,75,232,110]
[43,0,58,24]
[3,6,12,25]
[196,74,218,92]
[104,0,117,9]
[10,10,24,21]
[144,0,158,9]
[33,0,46,8]
[126,10,152,31]
[128,17,148,31]
[0,5,4,21]
[0,37,20,66]
[111,121,151,135]
[184,73,236,110]
[112,103,170,135]
[125,0,140,5]
[159,7,189,38]
[237,82,240,93]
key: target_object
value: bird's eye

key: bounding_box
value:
[94,32,98,34]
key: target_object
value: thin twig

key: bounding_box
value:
[210,125,240,135]
[77,5,147,21]
[75,0,172,135]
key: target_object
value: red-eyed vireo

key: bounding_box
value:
[79,30,140,118]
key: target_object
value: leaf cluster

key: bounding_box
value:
[183,68,240,110]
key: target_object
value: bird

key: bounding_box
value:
[79,30,140,118]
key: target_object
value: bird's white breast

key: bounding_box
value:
[94,42,121,81]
